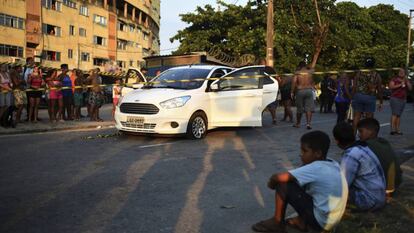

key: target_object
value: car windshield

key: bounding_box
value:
[144,68,211,90]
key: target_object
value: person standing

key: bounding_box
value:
[46,69,64,122]
[27,66,44,123]
[23,57,34,121]
[351,58,383,133]
[73,69,84,121]
[0,64,13,127]
[319,75,330,113]
[280,75,293,122]
[112,78,122,120]
[389,68,412,135]
[334,73,351,123]
[291,62,315,129]
[87,69,104,122]
[60,64,73,120]
[10,65,26,124]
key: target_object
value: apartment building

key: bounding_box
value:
[0,0,160,71]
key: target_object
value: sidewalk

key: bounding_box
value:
[0,104,115,135]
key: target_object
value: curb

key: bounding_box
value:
[0,123,115,135]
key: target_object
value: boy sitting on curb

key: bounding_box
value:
[252,131,348,233]
[357,118,402,198]
[333,123,386,211]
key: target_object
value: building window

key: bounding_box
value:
[0,14,24,29]
[42,24,61,36]
[42,50,61,61]
[117,20,126,32]
[93,36,106,46]
[143,33,149,41]
[0,44,23,57]
[81,52,90,62]
[129,60,134,67]
[129,25,135,32]
[93,14,107,26]
[79,28,86,37]
[68,49,73,59]
[69,25,75,36]
[117,60,125,68]
[63,0,76,8]
[93,58,108,66]
[42,0,62,11]
[117,39,127,50]
[127,41,134,47]
[79,5,88,16]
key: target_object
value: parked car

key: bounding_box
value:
[115,65,279,139]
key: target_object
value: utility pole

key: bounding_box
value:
[406,10,414,68]
[266,0,274,67]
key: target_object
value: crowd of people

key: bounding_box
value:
[0,58,113,128]
[269,59,412,136]
[253,59,412,233]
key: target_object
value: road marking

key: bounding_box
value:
[380,123,390,127]
[139,142,177,148]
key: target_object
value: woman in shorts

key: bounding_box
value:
[389,68,412,135]
[47,69,64,122]
[27,66,44,123]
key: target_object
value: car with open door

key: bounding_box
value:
[114,65,278,139]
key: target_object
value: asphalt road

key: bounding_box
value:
[1,102,413,233]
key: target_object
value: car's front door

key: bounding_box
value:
[209,67,263,127]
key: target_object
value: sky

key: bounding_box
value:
[159,0,414,55]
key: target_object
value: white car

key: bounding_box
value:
[115,65,279,139]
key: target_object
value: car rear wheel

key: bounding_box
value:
[186,112,207,139]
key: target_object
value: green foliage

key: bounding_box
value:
[170,0,410,73]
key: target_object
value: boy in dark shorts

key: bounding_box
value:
[252,131,348,232]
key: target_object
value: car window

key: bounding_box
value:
[218,68,261,91]
[125,69,145,85]
[146,68,211,90]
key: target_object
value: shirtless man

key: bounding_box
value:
[87,69,104,122]
[291,62,315,129]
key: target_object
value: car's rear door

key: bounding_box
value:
[209,67,263,127]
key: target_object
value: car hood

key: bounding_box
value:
[121,88,190,104]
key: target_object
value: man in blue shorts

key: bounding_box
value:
[351,58,383,133]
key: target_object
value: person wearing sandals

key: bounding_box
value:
[10,65,26,124]
[291,62,315,130]
[27,66,44,123]
[252,131,348,233]
[389,68,412,135]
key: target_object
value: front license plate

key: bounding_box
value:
[127,116,144,124]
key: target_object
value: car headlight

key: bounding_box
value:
[160,96,191,109]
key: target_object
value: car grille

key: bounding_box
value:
[121,122,156,129]
[120,103,159,115]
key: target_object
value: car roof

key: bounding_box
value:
[167,65,232,70]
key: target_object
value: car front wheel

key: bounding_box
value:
[186,112,207,139]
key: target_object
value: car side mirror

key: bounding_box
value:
[210,83,219,91]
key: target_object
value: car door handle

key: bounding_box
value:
[263,91,273,93]
[244,94,259,97]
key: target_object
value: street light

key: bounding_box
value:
[406,9,414,68]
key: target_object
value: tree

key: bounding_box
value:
[170,0,410,73]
